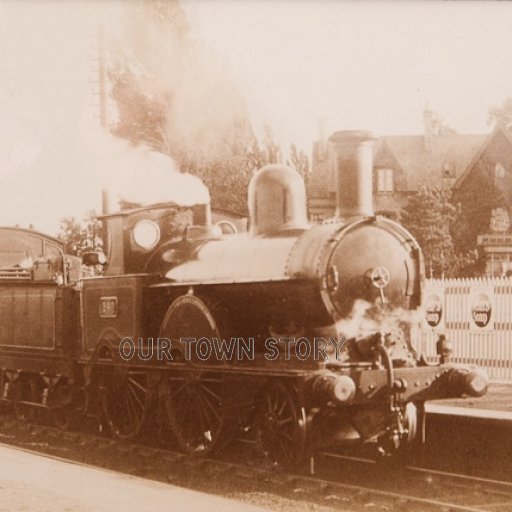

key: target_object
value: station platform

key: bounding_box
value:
[0,444,267,512]
[426,383,512,421]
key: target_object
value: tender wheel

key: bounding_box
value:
[100,367,151,440]
[51,400,79,431]
[51,406,72,430]
[49,380,79,431]
[13,374,44,423]
[255,381,307,468]
[162,369,226,455]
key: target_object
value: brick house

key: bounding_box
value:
[308,109,512,225]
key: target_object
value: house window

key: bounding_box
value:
[443,163,455,178]
[495,162,506,179]
[377,168,394,192]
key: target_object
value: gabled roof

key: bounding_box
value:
[374,133,486,191]
[452,124,512,190]
[373,140,403,173]
[310,124,512,196]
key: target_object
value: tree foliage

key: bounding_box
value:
[489,97,512,132]
[401,187,477,278]
[288,143,310,183]
[106,0,309,215]
[451,156,508,255]
[58,211,103,257]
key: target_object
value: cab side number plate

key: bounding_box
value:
[99,296,118,318]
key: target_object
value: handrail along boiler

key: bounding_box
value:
[0,130,488,465]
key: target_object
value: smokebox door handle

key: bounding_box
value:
[326,265,339,292]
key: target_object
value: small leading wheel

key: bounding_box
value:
[397,401,426,460]
[100,367,151,441]
[402,402,418,445]
[255,381,307,468]
[162,369,226,455]
[377,402,421,459]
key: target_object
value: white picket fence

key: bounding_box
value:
[413,277,512,382]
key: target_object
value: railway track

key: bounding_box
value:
[317,452,512,511]
[0,409,511,512]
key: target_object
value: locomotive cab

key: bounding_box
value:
[99,202,218,276]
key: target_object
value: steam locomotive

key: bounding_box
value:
[0,131,487,466]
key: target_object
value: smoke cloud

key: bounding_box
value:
[83,129,210,207]
[0,1,212,235]
[109,2,250,162]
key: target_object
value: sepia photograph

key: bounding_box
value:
[0,0,512,510]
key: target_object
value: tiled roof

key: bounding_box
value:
[374,133,486,191]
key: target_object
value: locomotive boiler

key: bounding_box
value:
[0,130,488,467]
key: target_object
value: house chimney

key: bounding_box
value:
[318,117,326,152]
[315,118,328,163]
[424,106,435,152]
[101,189,111,215]
[328,130,376,218]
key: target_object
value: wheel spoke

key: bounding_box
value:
[127,377,148,395]
[170,383,187,399]
[257,383,305,468]
[164,371,224,455]
[266,393,273,412]
[278,437,289,458]
[201,384,221,404]
[124,389,134,426]
[171,394,190,420]
[277,396,288,415]
[177,395,193,429]
[195,394,213,433]
[277,416,292,426]
[102,368,149,440]
[281,430,293,442]
[128,383,145,412]
[199,390,221,424]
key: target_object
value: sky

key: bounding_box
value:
[184,0,512,146]
[0,0,511,234]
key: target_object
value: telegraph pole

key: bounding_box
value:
[98,24,107,129]
[88,24,108,129]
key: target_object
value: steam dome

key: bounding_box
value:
[248,164,308,236]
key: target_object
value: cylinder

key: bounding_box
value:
[328,130,377,218]
[308,372,356,406]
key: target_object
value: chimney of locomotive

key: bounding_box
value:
[328,130,377,218]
